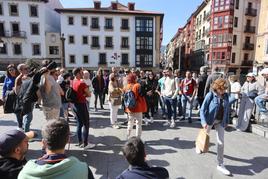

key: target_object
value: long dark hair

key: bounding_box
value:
[6,64,17,78]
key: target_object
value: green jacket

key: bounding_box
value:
[18,156,88,179]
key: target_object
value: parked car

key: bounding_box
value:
[0,71,6,83]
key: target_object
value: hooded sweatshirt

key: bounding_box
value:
[18,156,88,179]
[0,157,27,179]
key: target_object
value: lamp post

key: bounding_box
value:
[60,34,65,68]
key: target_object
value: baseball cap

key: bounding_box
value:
[260,68,268,75]
[246,72,255,77]
[0,130,33,156]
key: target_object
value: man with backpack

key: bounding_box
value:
[180,71,197,123]
[124,73,147,139]
[72,68,95,149]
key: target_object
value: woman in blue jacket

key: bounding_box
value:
[2,64,17,100]
[197,78,231,176]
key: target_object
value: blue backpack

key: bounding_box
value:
[124,86,137,109]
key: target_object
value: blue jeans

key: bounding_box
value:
[255,94,268,113]
[74,103,90,145]
[16,112,33,132]
[181,94,193,119]
[164,96,177,120]
[160,96,166,116]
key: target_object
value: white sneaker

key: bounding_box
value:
[195,146,201,154]
[84,143,96,150]
[217,164,231,176]
[112,124,120,129]
[163,121,170,126]
[150,117,154,123]
[170,122,176,128]
[143,118,149,126]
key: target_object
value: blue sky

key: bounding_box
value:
[59,0,203,45]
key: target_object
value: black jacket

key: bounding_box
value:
[197,73,208,98]
[116,163,169,179]
[92,75,105,93]
[0,157,27,179]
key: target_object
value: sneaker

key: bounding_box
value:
[112,124,120,129]
[217,164,231,176]
[150,117,154,123]
[143,118,149,126]
[163,121,170,126]
[195,146,201,154]
[188,117,192,123]
[83,143,96,150]
[170,122,176,128]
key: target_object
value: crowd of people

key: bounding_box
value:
[1,59,268,178]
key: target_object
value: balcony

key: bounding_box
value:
[121,26,129,30]
[245,8,257,17]
[244,26,256,33]
[121,45,129,49]
[243,43,254,50]
[105,44,114,48]
[91,44,100,48]
[1,31,26,38]
[121,60,129,65]
[104,26,113,30]
[241,60,253,66]
[90,25,100,30]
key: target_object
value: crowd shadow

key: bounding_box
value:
[209,151,268,176]
[0,119,17,127]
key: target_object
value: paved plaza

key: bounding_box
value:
[1,99,268,179]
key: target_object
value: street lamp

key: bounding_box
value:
[0,38,4,48]
[60,34,66,68]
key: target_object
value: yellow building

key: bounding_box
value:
[255,0,268,66]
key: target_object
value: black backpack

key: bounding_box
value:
[3,90,17,113]
[65,87,77,103]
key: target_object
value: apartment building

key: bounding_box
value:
[56,1,164,70]
[255,0,268,68]
[0,0,62,70]
[168,0,260,75]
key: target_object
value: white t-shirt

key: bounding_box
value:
[230,81,241,99]
[83,78,93,100]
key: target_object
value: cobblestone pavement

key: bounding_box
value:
[1,97,268,179]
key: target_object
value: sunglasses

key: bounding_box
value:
[8,68,15,72]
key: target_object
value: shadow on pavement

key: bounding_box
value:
[209,151,268,176]
[0,119,17,127]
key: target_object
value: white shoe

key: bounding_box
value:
[163,121,170,126]
[17,127,23,131]
[195,146,201,154]
[217,164,231,176]
[150,117,154,123]
[143,118,149,126]
[170,122,176,128]
[84,143,96,150]
[112,124,120,129]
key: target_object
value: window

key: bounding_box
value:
[105,37,113,48]
[121,53,129,65]
[202,26,205,37]
[136,18,153,32]
[266,40,268,55]
[31,23,39,35]
[232,52,236,63]
[69,35,74,44]
[68,16,74,25]
[11,23,19,32]
[82,36,88,44]
[121,37,129,48]
[105,18,113,29]
[136,37,153,50]
[0,23,5,36]
[83,55,89,64]
[81,17,88,26]
[99,53,107,64]
[0,44,7,54]
[233,35,237,45]
[136,54,153,66]
[121,19,129,30]
[32,44,40,55]
[0,3,3,15]
[69,55,76,64]
[235,0,239,9]
[49,46,59,55]
[91,17,99,29]
[29,5,38,17]
[91,36,99,47]
[245,36,250,43]
[244,53,249,61]
[13,43,22,55]
[10,4,18,16]
[222,52,225,59]
[234,17,238,27]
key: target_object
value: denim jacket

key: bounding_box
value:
[200,91,230,127]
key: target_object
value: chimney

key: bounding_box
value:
[111,2,118,10]
[128,2,135,11]
[94,1,101,9]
